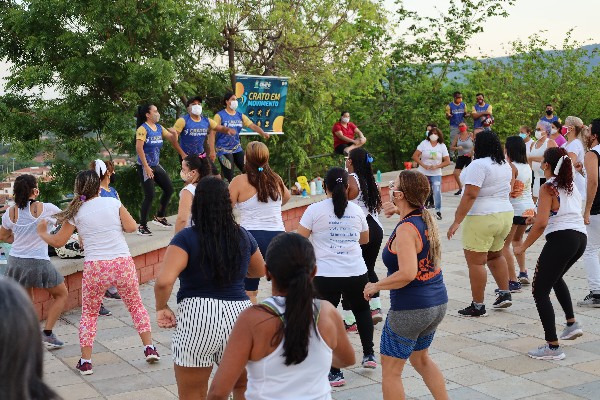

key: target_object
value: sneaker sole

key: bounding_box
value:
[78,369,94,376]
[518,279,531,285]
[150,220,172,229]
[43,342,64,349]
[99,312,112,316]
[330,381,346,387]
[372,314,383,325]
[362,361,377,369]
[577,302,600,308]
[136,231,153,236]
[146,356,160,363]
[528,353,565,360]
[560,329,583,340]
[493,301,512,309]
[458,313,488,317]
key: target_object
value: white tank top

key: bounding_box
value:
[542,178,586,236]
[349,173,382,229]
[0,202,60,260]
[237,193,285,231]
[509,162,535,216]
[245,296,333,400]
[180,183,196,228]
[530,139,549,178]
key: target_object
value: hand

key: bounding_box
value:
[447,222,460,240]
[351,139,359,145]
[262,132,270,139]
[358,136,367,145]
[157,307,176,328]
[513,245,526,256]
[584,211,591,225]
[525,216,535,225]
[209,152,216,162]
[37,219,48,234]
[179,151,188,159]
[382,201,398,218]
[227,128,236,135]
[144,165,154,179]
[458,146,463,150]
[363,282,379,301]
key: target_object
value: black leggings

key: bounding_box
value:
[137,164,174,226]
[314,273,374,373]
[218,151,245,182]
[533,230,586,342]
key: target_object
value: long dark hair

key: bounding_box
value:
[348,148,381,214]
[13,174,37,209]
[543,147,574,194]
[265,232,317,366]
[505,136,528,164]
[245,141,284,203]
[191,177,241,286]
[474,130,505,164]
[136,104,153,128]
[0,279,60,400]
[184,155,212,184]
[324,167,348,219]
[54,171,100,223]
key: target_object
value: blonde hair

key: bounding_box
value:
[54,171,100,223]
[396,170,441,268]
[564,116,588,148]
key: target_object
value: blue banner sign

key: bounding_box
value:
[235,74,289,135]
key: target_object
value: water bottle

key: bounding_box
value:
[376,170,382,183]
[315,178,323,195]
[310,181,317,196]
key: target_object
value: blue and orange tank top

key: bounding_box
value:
[179,114,211,155]
[381,210,448,311]
[137,123,164,167]
[473,103,491,130]
[215,109,244,156]
[448,101,466,127]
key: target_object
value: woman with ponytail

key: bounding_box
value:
[38,171,159,375]
[229,141,290,303]
[0,174,68,349]
[514,147,587,360]
[365,170,448,400]
[297,167,374,387]
[174,154,212,233]
[563,116,588,201]
[207,233,355,400]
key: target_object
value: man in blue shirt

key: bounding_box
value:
[445,91,467,156]
[471,93,493,134]
[540,104,560,125]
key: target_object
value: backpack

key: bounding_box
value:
[49,225,84,259]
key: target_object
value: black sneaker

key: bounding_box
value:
[151,216,173,229]
[493,292,513,308]
[99,304,112,316]
[577,292,600,308]
[328,370,345,387]
[436,211,442,220]
[454,189,462,195]
[137,225,153,236]
[104,290,121,300]
[458,302,487,317]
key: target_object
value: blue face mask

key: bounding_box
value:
[519,133,527,139]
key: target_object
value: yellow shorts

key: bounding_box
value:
[462,211,514,253]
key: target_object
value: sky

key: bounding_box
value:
[383,0,600,58]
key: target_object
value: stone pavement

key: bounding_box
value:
[43,192,600,399]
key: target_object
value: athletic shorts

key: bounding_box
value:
[455,155,472,170]
[462,211,513,253]
[334,143,351,155]
[380,303,447,359]
[513,216,527,226]
[172,297,251,367]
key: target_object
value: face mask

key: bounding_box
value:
[534,130,542,140]
[546,110,553,116]
[519,133,527,139]
[109,173,116,185]
[180,170,192,182]
[230,100,238,111]
[191,104,202,116]
[429,134,439,142]
[459,126,467,133]
[341,117,350,124]
[561,126,568,135]
[551,129,557,135]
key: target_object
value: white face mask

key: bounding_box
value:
[191,104,202,116]
[534,130,542,140]
[551,128,557,135]
[230,100,238,111]
[429,134,439,142]
[341,117,350,123]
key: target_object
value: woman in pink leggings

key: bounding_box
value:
[38,170,159,375]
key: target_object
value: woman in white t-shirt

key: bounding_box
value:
[529,121,558,203]
[0,174,68,349]
[412,127,451,220]
[175,154,213,233]
[297,167,374,387]
[37,171,159,376]
[447,131,514,317]
[563,116,588,202]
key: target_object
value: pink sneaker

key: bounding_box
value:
[144,346,160,363]
[344,322,358,333]
[75,360,93,375]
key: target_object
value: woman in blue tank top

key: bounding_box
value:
[364,170,448,400]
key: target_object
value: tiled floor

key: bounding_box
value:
[43,192,600,399]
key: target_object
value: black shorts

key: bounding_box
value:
[178,154,219,176]
[513,216,527,225]
[455,155,472,170]
[334,143,351,155]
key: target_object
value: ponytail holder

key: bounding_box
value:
[258,167,264,172]
[366,154,374,163]
[554,155,569,175]
[198,153,207,159]
[94,159,107,177]
[419,204,426,210]
[79,195,87,202]
[336,177,343,183]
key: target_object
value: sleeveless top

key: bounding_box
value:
[509,162,535,216]
[530,138,549,178]
[589,145,600,215]
[246,296,332,400]
[179,114,212,155]
[180,183,196,228]
[100,186,119,199]
[349,173,382,229]
[237,191,285,231]
[136,123,164,167]
[473,103,491,129]
[215,109,244,155]
[541,178,586,236]
[448,101,466,127]
[381,210,448,311]
[456,135,474,157]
